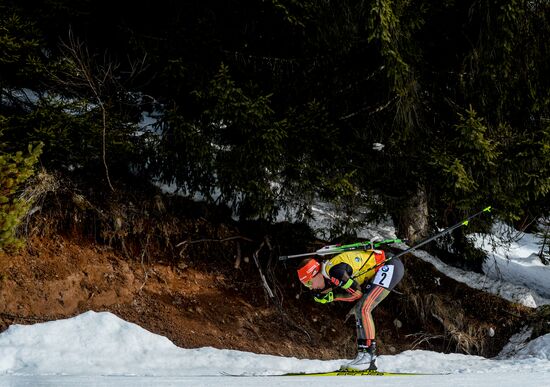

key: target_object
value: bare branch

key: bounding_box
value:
[58,29,115,191]
[252,237,275,301]
[176,235,253,247]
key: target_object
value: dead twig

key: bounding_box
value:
[262,238,313,342]
[234,242,242,269]
[253,236,275,302]
[406,332,445,349]
[139,234,151,293]
[176,235,252,247]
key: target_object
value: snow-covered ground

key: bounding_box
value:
[0,311,548,386]
[0,216,549,386]
[410,245,550,308]
[472,223,550,300]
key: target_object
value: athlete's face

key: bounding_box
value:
[309,272,325,290]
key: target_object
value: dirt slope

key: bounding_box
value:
[1,235,343,359]
[0,235,535,361]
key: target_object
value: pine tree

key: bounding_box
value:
[0,141,43,252]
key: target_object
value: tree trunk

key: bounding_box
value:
[392,184,429,244]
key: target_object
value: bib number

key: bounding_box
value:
[372,266,394,288]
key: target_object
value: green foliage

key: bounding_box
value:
[268,0,306,28]
[368,0,411,88]
[1,9,153,186]
[1,0,549,256]
[492,122,550,222]
[0,142,43,252]
[2,89,150,186]
[0,11,47,87]
[457,1,550,222]
[158,64,290,219]
[463,0,548,124]
[429,107,499,209]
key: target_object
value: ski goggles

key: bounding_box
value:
[297,259,320,288]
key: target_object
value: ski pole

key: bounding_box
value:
[367,206,492,272]
[278,239,405,261]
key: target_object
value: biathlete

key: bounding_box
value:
[297,249,404,371]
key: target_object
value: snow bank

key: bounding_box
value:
[470,225,550,300]
[515,334,550,360]
[0,311,179,375]
[408,246,550,308]
[1,311,549,378]
[0,311,341,376]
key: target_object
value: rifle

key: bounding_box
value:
[278,239,405,261]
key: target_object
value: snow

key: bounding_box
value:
[0,311,548,386]
[471,223,550,300]
[409,248,550,308]
[309,201,397,241]
[385,222,550,308]
[1,222,549,386]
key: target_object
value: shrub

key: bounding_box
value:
[0,143,43,252]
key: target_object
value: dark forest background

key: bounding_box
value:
[1,0,549,266]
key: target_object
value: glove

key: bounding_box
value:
[341,278,355,290]
[314,291,334,304]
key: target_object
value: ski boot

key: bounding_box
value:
[340,340,377,371]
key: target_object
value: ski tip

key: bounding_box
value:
[483,206,492,212]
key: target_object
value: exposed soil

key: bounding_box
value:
[0,233,536,361]
[0,235,349,359]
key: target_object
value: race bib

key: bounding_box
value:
[372,265,394,288]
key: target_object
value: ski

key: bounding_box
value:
[222,369,438,377]
[283,369,427,376]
